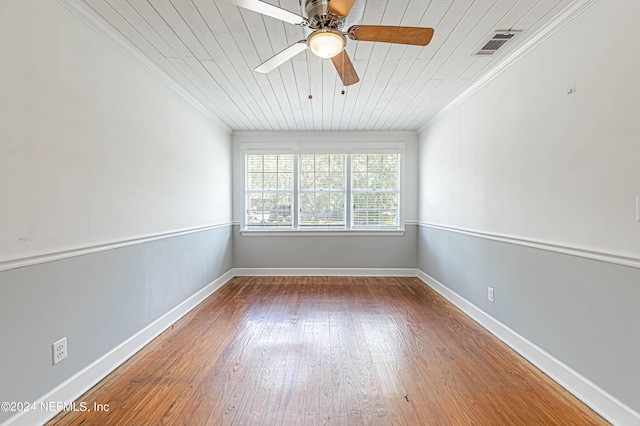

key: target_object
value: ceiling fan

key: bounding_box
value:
[224,0,435,86]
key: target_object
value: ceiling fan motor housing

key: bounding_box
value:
[305,0,343,28]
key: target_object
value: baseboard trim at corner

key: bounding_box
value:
[415,270,640,426]
[232,267,417,277]
[3,269,235,426]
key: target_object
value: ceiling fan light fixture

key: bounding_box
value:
[307,29,345,58]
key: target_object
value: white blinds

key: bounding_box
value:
[245,153,400,230]
[299,154,346,228]
[352,154,399,228]
[246,154,293,228]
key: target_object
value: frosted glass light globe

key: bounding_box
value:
[308,30,346,59]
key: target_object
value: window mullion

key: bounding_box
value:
[293,154,299,230]
[346,154,352,230]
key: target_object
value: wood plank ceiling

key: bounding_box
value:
[79,0,575,131]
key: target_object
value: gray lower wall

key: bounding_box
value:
[0,226,233,423]
[418,225,640,413]
[233,224,418,269]
[5,222,637,422]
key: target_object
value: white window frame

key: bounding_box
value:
[350,153,401,230]
[239,141,406,236]
[245,154,295,229]
[298,153,348,229]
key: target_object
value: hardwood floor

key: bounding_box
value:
[48,276,607,425]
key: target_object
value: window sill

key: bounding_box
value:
[239,229,406,237]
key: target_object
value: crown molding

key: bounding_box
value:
[56,0,231,133]
[417,0,600,133]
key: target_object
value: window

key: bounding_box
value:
[246,154,293,228]
[299,154,346,229]
[352,154,399,228]
[245,153,401,231]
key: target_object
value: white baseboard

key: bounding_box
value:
[3,269,235,426]
[232,267,417,277]
[415,270,640,426]
[5,267,638,426]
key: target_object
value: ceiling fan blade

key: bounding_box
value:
[348,25,435,46]
[223,0,307,26]
[255,41,308,73]
[331,50,359,86]
[328,0,357,17]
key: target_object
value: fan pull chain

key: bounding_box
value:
[341,51,346,95]
[307,50,313,100]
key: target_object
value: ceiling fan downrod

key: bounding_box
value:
[304,0,344,29]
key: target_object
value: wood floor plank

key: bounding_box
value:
[48,276,608,426]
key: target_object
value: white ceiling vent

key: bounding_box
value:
[475,30,522,56]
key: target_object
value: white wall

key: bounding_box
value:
[417,0,640,420]
[0,1,233,423]
[0,0,232,264]
[419,0,640,260]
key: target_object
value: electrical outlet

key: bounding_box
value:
[488,287,495,303]
[52,337,67,365]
